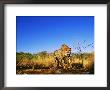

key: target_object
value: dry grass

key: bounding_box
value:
[16,52,94,74]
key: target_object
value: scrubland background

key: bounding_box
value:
[16,51,94,74]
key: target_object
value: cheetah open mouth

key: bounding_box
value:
[67,54,70,57]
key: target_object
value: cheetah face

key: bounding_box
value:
[64,48,71,57]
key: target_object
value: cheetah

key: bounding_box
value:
[54,44,71,69]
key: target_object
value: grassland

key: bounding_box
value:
[16,51,94,74]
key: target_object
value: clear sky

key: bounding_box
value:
[16,16,94,53]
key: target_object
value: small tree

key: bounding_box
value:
[73,40,94,67]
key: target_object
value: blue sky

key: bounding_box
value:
[16,16,94,53]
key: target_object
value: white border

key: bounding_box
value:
[5,4,107,87]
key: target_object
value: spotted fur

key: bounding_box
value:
[54,44,71,69]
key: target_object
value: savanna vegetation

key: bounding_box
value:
[16,45,94,74]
